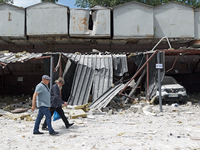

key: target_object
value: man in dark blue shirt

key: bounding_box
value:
[42,77,73,130]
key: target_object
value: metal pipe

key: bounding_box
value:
[119,51,158,95]
[59,54,62,77]
[125,69,146,103]
[146,53,149,101]
[0,62,6,66]
[59,54,62,98]
[30,55,52,60]
[151,36,166,51]
[157,52,163,112]
[151,36,172,52]
[192,58,200,73]
[50,56,53,90]
[166,54,179,73]
[120,93,135,101]
[2,68,4,99]
[166,36,172,49]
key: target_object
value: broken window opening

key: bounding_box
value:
[88,11,93,30]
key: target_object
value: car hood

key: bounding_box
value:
[161,84,184,89]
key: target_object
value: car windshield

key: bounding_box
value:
[161,76,178,85]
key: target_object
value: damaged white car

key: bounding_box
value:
[155,76,187,104]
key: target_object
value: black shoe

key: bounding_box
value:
[42,127,49,131]
[49,131,59,136]
[33,131,44,134]
[66,123,74,129]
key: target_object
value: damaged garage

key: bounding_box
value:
[1,47,200,112]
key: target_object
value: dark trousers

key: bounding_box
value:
[42,107,69,128]
[33,106,54,133]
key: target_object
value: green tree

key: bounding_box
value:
[75,0,199,8]
[41,0,58,3]
[75,0,134,8]
[0,0,13,3]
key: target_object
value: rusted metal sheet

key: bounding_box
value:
[0,3,25,39]
[154,2,194,39]
[113,1,153,39]
[70,6,111,38]
[69,9,90,36]
[26,2,69,36]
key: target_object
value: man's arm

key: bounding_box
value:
[31,92,39,111]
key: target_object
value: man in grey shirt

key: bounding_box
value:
[32,75,59,135]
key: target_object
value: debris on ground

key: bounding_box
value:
[69,109,87,119]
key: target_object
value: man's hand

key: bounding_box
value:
[32,92,38,112]
[31,106,35,111]
[64,102,68,106]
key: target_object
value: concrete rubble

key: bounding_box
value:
[0,92,199,121]
[0,93,200,149]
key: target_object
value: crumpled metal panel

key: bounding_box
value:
[89,82,125,110]
[64,54,113,105]
[70,7,111,38]
[92,55,113,101]
[67,55,95,105]
[0,52,42,65]
[113,54,128,76]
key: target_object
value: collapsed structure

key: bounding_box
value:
[0,1,200,111]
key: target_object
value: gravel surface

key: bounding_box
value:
[0,104,200,150]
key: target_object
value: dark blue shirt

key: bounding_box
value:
[50,83,65,108]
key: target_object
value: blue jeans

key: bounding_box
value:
[33,106,54,134]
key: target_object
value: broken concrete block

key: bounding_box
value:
[6,112,32,121]
[74,103,91,112]
[129,105,143,113]
[186,102,192,106]
[69,109,87,119]
[88,109,106,115]
[142,105,153,112]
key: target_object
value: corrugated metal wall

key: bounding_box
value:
[64,54,113,105]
